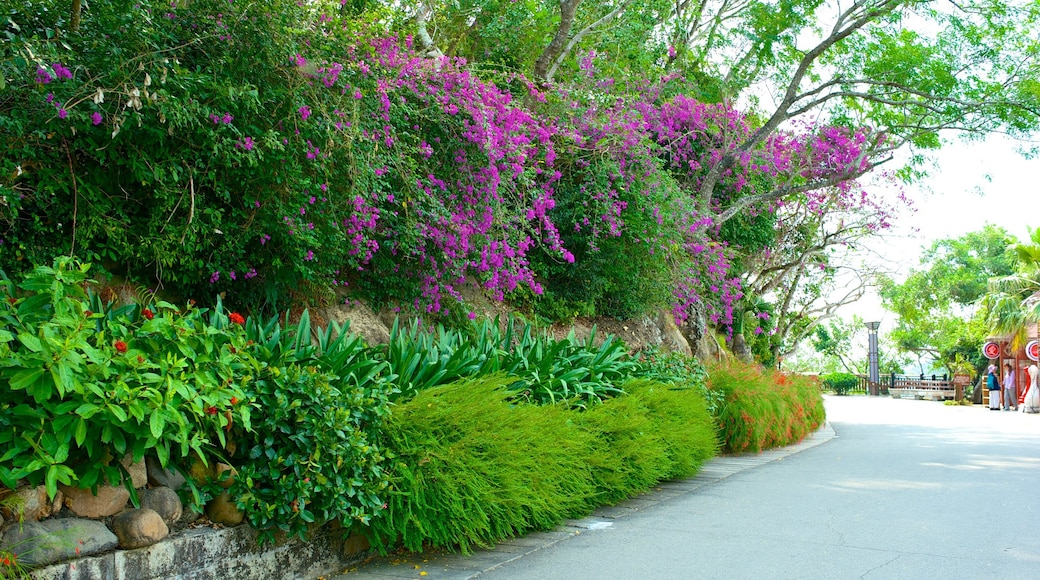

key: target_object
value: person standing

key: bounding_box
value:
[987,364,1001,410]
[1002,362,1017,411]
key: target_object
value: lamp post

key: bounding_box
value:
[866,321,881,395]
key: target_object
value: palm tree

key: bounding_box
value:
[983,228,1040,348]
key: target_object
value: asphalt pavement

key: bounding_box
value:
[331,396,1040,580]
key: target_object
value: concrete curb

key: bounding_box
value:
[329,422,836,579]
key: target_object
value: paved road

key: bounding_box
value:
[336,396,1040,579]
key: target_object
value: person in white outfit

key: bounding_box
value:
[987,364,1001,410]
[1024,364,1040,413]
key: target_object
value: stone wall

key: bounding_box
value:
[27,523,370,580]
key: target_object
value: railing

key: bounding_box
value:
[887,373,957,400]
[853,373,959,399]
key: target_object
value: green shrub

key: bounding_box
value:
[365,375,719,554]
[576,380,717,505]
[709,361,825,454]
[0,259,254,500]
[821,372,859,395]
[366,377,598,553]
[635,347,720,414]
[227,311,395,542]
[625,380,719,480]
[383,316,633,407]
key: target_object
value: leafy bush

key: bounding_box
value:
[221,311,394,542]
[709,361,825,454]
[365,375,718,554]
[0,259,395,543]
[0,259,253,500]
[366,377,598,553]
[575,380,717,505]
[821,372,860,395]
[635,347,720,414]
[383,316,634,406]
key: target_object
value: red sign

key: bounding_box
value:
[983,341,1000,359]
[1028,340,1039,362]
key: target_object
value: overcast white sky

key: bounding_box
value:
[847,134,1039,323]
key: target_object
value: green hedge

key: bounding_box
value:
[821,372,860,395]
[364,376,718,553]
[3,260,824,558]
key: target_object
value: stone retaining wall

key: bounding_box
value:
[29,523,370,580]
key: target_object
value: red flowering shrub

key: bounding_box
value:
[708,360,825,453]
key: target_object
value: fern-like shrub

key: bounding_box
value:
[709,361,825,454]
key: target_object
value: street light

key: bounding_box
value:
[866,321,881,394]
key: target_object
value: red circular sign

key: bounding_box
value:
[1028,340,1039,362]
[983,341,1000,359]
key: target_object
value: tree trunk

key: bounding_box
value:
[533,0,581,84]
[71,0,82,30]
[730,332,753,363]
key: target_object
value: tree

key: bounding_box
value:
[397,0,1040,221]
[388,0,1039,339]
[983,227,1040,348]
[881,225,1017,373]
[734,180,905,364]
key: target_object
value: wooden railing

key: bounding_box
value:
[852,373,960,399]
[887,374,957,401]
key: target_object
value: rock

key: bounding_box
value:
[112,508,169,549]
[179,507,203,525]
[205,491,244,526]
[214,463,237,488]
[50,490,64,517]
[187,456,216,484]
[655,310,693,356]
[140,486,183,525]
[0,518,117,567]
[146,455,187,490]
[0,485,50,522]
[121,454,149,489]
[61,484,130,518]
[316,301,390,346]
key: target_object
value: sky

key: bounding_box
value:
[792,134,1040,373]
[847,133,1039,324]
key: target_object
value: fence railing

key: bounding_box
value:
[854,373,958,399]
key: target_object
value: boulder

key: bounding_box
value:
[0,518,117,567]
[61,484,130,518]
[0,485,50,522]
[140,486,183,525]
[146,455,187,490]
[316,301,390,346]
[215,462,237,489]
[121,454,149,489]
[205,491,244,526]
[112,508,169,549]
[655,310,693,356]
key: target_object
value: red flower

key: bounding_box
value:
[228,312,245,325]
[230,397,239,405]
[84,310,93,317]
[205,406,218,415]
[142,308,154,320]
[114,340,128,353]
